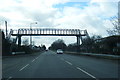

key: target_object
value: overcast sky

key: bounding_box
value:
[0,0,119,48]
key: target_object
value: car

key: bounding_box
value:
[57,49,63,54]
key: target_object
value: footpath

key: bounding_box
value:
[65,51,120,60]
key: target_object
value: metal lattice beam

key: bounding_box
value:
[11,28,87,36]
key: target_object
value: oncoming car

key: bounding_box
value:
[57,49,63,54]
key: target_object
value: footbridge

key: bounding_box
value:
[8,28,90,46]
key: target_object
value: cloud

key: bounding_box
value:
[54,1,118,36]
[0,0,118,47]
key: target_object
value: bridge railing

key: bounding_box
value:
[11,28,87,36]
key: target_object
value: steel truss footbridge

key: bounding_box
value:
[7,28,90,49]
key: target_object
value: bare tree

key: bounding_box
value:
[107,16,120,36]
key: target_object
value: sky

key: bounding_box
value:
[0,0,119,48]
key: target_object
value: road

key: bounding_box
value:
[2,51,119,79]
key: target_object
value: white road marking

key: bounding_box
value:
[65,61,72,65]
[19,64,29,71]
[7,76,12,80]
[76,67,97,79]
[32,59,36,62]
[36,57,39,59]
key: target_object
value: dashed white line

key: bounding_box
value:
[65,61,72,65]
[76,67,97,79]
[7,76,12,80]
[19,64,29,71]
[32,59,36,62]
[36,57,39,59]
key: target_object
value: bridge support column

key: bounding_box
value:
[76,36,80,52]
[77,36,80,45]
[18,35,21,47]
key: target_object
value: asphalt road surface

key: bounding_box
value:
[2,51,119,79]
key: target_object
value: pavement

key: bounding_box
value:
[65,51,120,60]
[2,50,119,79]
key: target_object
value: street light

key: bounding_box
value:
[30,22,37,46]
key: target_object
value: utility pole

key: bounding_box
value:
[5,21,8,37]
[30,22,37,46]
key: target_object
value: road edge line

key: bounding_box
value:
[32,59,36,62]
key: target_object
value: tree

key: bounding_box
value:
[67,43,78,52]
[2,30,5,40]
[41,45,46,50]
[49,39,67,51]
[81,35,102,52]
[1,30,11,55]
[106,16,120,36]
[89,35,102,45]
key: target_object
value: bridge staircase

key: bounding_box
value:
[6,29,19,54]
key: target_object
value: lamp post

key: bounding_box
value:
[5,21,8,37]
[30,22,37,46]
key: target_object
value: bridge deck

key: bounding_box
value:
[11,28,87,36]
[11,34,86,36]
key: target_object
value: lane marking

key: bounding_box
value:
[65,61,72,65]
[36,57,39,59]
[76,67,97,79]
[7,76,12,80]
[37,56,39,58]
[19,64,29,71]
[32,59,36,62]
